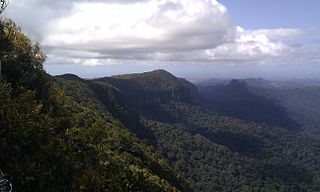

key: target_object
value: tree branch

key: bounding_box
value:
[0,0,8,15]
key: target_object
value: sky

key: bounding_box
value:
[3,0,320,79]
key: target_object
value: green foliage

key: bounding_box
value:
[199,79,320,138]
[0,19,46,92]
[96,69,199,108]
[142,102,320,191]
[109,69,192,92]
[95,70,320,191]
[0,77,73,191]
[0,21,191,191]
[54,77,192,191]
[251,86,320,138]
[65,121,177,192]
[2,18,320,192]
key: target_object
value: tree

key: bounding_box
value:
[0,19,47,96]
[0,0,8,15]
[0,0,8,75]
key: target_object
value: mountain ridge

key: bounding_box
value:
[5,18,320,191]
[54,70,320,191]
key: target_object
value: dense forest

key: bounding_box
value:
[198,78,320,138]
[0,19,191,192]
[1,19,320,192]
[94,71,320,191]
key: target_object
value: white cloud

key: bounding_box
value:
[205,27,298,64]
[43,0,232,53]
[4,0,310,68]
[241,28,304,41]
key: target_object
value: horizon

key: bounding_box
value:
[54,68,320,83]
[3,2,320,190]
[3,0,320,79]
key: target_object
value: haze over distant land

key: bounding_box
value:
[4,0,320,78]
[2,12,320,189]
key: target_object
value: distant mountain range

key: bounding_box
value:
[3,66,320,191]
[4,20,320,191]
[197,77,320,89]
[198,78,320,138]
[57,69,320,191]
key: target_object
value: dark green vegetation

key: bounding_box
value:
[251,86,320,138]
[1,19,320,192]
[0,19,191,192]
[198,78,320,138]
[94,71,320,191]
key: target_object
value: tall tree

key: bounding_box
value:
[0,0,8,15]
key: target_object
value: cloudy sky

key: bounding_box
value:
[3,0,320,79]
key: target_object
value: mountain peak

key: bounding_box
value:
[56,73,84,81]
[109,69,175,80]
[135,69,175,79]
[228,79,248,88]
[149,69,173,76]
[230,79,241,84]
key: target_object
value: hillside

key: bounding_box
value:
[2,19,320,192]
[92,70,320,191]
[199,79,320,138]
[253,86,320,138]
[94,69,202,122]
[0,20,192,192]
[198,80,300,130]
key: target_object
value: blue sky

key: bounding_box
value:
[4,0,320,79]
[220,0,320,29]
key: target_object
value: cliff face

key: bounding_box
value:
[95,69,201,107]
[124,87,196,105]
[54,71,320,191]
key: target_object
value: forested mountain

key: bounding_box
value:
[197,77,320,89]
[199,79,320,138]
[251,86,320,138]
[91,71,320,191]
[94,70,202,122]
[0,19,192,192]
[2,19,320,192]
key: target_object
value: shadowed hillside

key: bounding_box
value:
[0,20,192,192]
[199,79,301,131]
[94,69,202,122]
[87,70,320,191]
